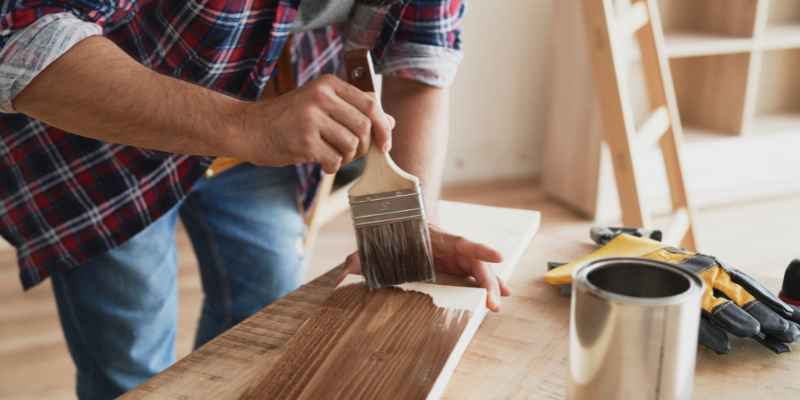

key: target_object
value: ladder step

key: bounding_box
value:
[621,2,650,37]
[636,106,670,150]
[315,181,356,226]
[663,207,690,246]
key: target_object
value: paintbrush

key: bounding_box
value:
[343,49,435,289]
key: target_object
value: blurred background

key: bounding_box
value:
[4,1,800,398]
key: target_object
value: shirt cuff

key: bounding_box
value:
[342,4,463,87]
[379,42,463,88]
[0,12,102,113]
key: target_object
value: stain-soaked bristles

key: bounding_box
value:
[350,189,436,289]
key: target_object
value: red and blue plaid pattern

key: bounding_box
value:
[0,0,463,289]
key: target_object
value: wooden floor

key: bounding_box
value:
[2,179,799,399]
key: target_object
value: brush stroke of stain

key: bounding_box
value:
[241,284,475,400]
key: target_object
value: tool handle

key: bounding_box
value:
[343,49,419,196]
[344,48,378,93]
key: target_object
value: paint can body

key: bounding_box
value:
[568,258,704,400]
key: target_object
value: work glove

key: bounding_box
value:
[544,232,800,354]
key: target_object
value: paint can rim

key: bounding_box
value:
[573,257,705,306]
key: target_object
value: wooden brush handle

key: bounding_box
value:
[343,49,419,196]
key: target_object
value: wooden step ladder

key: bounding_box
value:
[582,0,697,250]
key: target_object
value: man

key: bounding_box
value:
[0,1,509,398]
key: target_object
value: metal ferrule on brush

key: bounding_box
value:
[350,189,426,227]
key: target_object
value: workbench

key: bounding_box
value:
[122,201,800,399]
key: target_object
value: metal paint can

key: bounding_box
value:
[569,257,704,400]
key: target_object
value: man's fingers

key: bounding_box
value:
[335,81,393,152]
[323,94,373,157]
[498,276,511,297]
[384,113,395,151]
[313,136,343,174]
[320,117,359,166]
[432,226,502,263]
[345,253,362,274]
[453,236,503,263]
[462,255,501,312]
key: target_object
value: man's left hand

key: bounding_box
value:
[343,224,509,311]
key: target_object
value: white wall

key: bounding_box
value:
[445,0,554,184]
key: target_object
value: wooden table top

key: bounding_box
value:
[123,201,800,399]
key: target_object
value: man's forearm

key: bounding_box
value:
[14,36,244,157]
[381,77,449,218]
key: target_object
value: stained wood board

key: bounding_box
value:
[241,276,487,400]
[122,201,540,399]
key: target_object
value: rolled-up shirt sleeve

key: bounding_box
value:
[0,2,134,113]
[382,0,464,88]
[345,0,464,88]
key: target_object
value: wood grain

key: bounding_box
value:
[670,52,752,134]
[542,0,604,218]
[242,282,483,399]
[657,0,758,37]
[122,201,540,399]
[635,0,698,249]
[581,0,653,229]
[120,266,347,400]
[755,49,800,115]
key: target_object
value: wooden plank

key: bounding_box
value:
[741,0,770,134]
[670,53,751,135]
[635,106,670,150]
[621,1,649,36]
[663,207,690,247]
[765,0,800,26]
[313,181,354,227]
[242,276,486,400]
[760,24,800,50]
[664,34,754,58]
[657,0,759,37]
[581,0,651,228]
[122,201,540,399]
[303,173,336,254]
[542,0,605,218]
[754,49,800,116]
[636,0,697,250]
[121,266,346,400]
[658,0,759,60]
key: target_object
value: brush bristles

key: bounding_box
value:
[356,217,435,289]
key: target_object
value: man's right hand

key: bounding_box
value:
[235,74,394,174]
[14,38,393,174]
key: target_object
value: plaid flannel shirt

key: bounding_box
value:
[0,0,464,289]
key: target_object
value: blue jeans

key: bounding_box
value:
[48,164,305,399]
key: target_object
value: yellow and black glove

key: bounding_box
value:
[545,232,800,354]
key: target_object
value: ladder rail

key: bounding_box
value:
[582,0,651,229]
[635,0,697,249]
[582,0,698,250]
